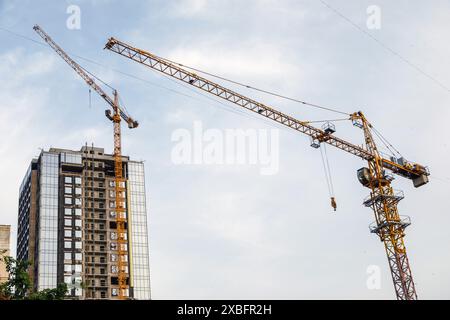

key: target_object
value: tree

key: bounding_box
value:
[0,256,31,299]
[0,255,67,300]
[28,283,68,300]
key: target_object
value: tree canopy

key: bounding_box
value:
[0,255,67,300]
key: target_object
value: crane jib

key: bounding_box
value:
[104,37,429,184]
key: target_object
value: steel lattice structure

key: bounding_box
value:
[34,26,138,300]
[104,37,430,299]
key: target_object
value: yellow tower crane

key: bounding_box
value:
[104,38,429,300]
[34,26,138,300]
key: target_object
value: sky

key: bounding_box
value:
[0,0,449,299]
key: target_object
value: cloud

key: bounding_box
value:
[170,0,209,17]
[167,41,297,82]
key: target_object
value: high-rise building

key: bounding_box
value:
[0,225,11,284]
[17,146,151,299]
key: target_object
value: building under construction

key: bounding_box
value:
[17,146,151,299]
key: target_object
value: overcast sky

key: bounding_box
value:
[0,0,449,299]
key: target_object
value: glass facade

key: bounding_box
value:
[128,161,151,299]
[18,147,151,299]
[17,163,32,262]
[37,152,59,290]
[60,152,82,165]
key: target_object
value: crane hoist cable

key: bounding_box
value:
[319,143,336,211]
[304,118,349,124]
[371,125,403,158]
[89,88,92,109]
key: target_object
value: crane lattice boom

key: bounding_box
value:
[34,25,137,300]
[104,37,430,300]
[104,37,429,185]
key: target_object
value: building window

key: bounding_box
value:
[110,211,116,218]
[109,201,116,208]
[65,187,72,194]
[64,276,72,284]
[64,265,72,273]
[75,253,82,261]
[65,197,72,205]
[65,177,72,184]
[75,198,82,206]
[111,288,118,296]
[64,241,72,249]
[64,253,72,260]
[109,181,115,187]
[75,288,82,297]
[74,242,82,249]
[110,254,118,262]
[74,219,82,227]
[75,177,81,185]
[110,232,118,240]
[74,208,82,216]
[111,265,118,273]
[75,187,82,195]
[64,219,72,227]
[75,230,82,238]
[110,243,117,251]
[64,208,72,216]
[64,230,72,238]
[74,264,82,273]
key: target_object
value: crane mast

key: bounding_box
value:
[104,38,429,300]
[34,25,137,300]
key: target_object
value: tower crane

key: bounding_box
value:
[104,37,430,300]
[34,25,138,300]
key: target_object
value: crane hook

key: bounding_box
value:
[331,197,337,212]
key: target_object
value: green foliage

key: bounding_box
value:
[28,283,68,300]
[0,255,31,299]
[0,255,67,300]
